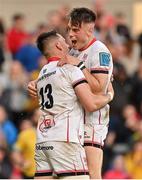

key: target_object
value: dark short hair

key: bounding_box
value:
[69,7,96,27]
[12,13,25,22]
[36,30,58,55]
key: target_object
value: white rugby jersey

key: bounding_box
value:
[70,38,113,125]
[36,57,87,144]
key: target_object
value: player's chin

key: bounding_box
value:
[72,43,79,50]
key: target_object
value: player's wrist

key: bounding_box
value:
[107,91,113,102]
[77,61,86,71]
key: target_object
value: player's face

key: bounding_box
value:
[58,34,69,54]
[68,20,90,50]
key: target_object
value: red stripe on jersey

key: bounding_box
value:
[98,110,101,124]
[47,56,60,63]
[55,169,87,173]
[92,127,95,144]
[90,67,109,71]
[84,109,86,124]
[73,161,77,175]
[36,169,53,173]
[67,113,69,143]
[80,153,86,174]
[79,38,96,51]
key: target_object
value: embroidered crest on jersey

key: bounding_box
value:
[39,115,55,133]
[82,54,88,62]
[99,52,110,66]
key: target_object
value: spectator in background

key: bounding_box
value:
[0,18,5,71]
[138,33,142,58]
[57,5,70,36]
[13,108,41,179]
[0,105,17,147]
[30,56,47,80]
[94,11,116,44]
[19,118,33,131]
[125,140,142,179]
[0,146,12,178]
[47,6,69,39]
[9,150,23,179]
[111,63,132,117]
[130,59,142,114]
[47,10,62,31]
[123,104,141,133]
[7,13,28,58]
[103,154,130,179]
[92,0,108,17]
[132,120,142,143]
[15,32,42,73]
[0,142,23,179]
[115,12,131,42]
[0,61,29,127]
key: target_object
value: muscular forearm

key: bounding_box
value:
[92,93,111,111]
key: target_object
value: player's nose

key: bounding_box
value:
[69,30,74,39]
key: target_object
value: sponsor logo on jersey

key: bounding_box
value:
[84,131,90,139]
[82,54,88,61]
[38,71,56,82]
[36,145,54,150]
[43,69,47,74]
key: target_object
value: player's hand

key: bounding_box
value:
[57,59,67,66]
[107,82,114,101]
[66,55,80,66]
[27,80,38,98]
[58,55,80,66]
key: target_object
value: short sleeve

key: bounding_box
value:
[90,49,112,75]
[68,66,88,89]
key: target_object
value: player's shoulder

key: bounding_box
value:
[38,62,57,77]
[38,64,48,78]
[93,40,111,53]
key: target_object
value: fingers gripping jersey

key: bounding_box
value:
[70,39,113,126]
[37,61,86,144]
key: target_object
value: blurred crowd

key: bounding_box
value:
[0,0,142,179]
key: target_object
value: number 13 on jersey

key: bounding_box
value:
[39,84,54,110]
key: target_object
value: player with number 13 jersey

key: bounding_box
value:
[36,57,85,145]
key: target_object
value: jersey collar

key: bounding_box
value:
[79,37,96,52]
[47,56,61,63]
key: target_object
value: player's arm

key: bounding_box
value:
[70,66,113,112]
[81,67,108,93]
[76,51,112,93]
[58,54,111,93]
[73,80,113,112]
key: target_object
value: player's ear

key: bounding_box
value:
[56,42,62,51]
[88,23,95,35]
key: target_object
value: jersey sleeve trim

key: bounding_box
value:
[90,68,109,74]
[72,78,88,89]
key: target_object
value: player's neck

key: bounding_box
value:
[79,35,96,51]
